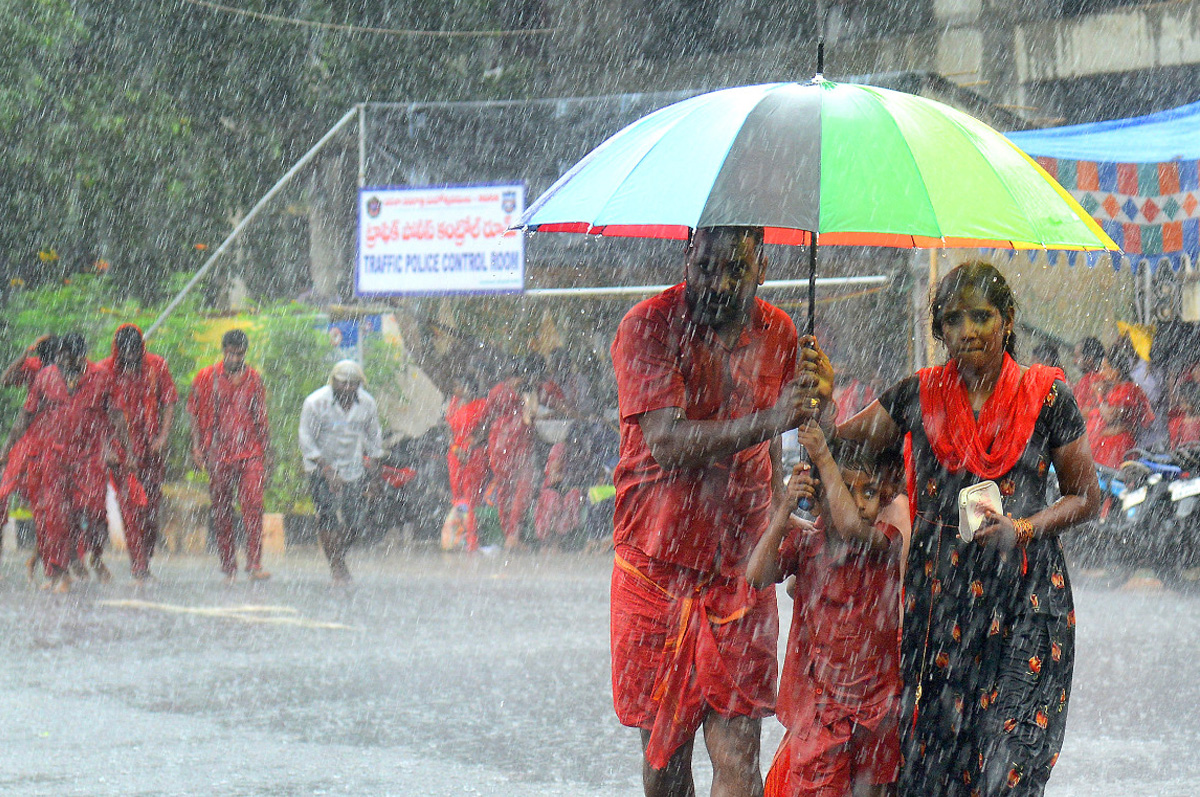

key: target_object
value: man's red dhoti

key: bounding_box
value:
[489,460,537,546]
[28,453,107,575]
[610,545,778,770]
[117,455,165,577]
[764,719,900,797]
[209,457,265,574]
[188,359,269,575]
[446,395,489,551]
[485,381,538,546]
[22,362,117,576]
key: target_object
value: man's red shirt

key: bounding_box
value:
[187,362,269,463]
[485,381,534,474]
[610,284,798,574]
[1073,370,1103,416]
[99,353,178,458]
[25,362,116,461]
[776,517,902,735]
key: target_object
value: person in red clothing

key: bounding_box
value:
[1087,381,1153,468]
[533,440,585,544]
[444,373,489,551]
[0,333,133,592]
[0,334,60,389]
[748,428,903,797]
[1086,344,1154,469]
[609,226,832,797]
[99,324,178,582]
[483,356,543,550]
[1072,336,1105,417]
[187,329,274,584]
[0,334,59,573]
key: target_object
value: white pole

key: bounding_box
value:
[524,275,888,298]
[145,106,361,339]
[358,103,367,189]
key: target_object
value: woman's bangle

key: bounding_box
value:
[1013,517,1036,547]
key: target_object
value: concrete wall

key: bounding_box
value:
[535,1,1200,123]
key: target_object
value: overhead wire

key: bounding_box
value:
[178,0,559,39]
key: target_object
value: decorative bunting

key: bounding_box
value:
[1035,156,1199,258]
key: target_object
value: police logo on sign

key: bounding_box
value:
[366,196,382,218]
[501,190,517,214]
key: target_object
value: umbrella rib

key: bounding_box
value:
[589,88,761,229]
[854,87,945,243]
[521,96,710,228]
[933,107,1063,249]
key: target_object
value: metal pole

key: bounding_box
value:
[145,106,360,339]
[925,248,939,365]
[357,103,367,189]
[524,275,887,298]
[807,236,818,335]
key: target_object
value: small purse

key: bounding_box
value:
[957,480,1002,542]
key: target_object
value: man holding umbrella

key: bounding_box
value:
[609,226,832,797]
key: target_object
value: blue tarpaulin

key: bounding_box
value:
[1004,100,1200,269]
[1008,101,1200,164]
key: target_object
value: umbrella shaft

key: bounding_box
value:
[807,239,817,336]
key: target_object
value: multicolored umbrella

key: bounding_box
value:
[516,79,1119,330]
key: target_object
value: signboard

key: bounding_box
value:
[327,315,382,350]
[356,183,524,297]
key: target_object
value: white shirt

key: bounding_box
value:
[299,385,384,481]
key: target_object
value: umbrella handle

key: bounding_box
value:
[796,446,813,513]
[807,237,817,336]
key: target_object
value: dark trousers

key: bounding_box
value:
[309,473,367,574]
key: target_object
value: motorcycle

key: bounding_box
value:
[360,427,452,546]
[1100,446,1200,582]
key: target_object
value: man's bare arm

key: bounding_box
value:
[188,409,206,471]
[0,337,44,388]
[637,375,813,470]
[769,436,786,511]
[151,403,175,455]
[0,408,33,464]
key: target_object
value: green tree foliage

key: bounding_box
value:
[247,302,332,512]
[0,0,545,300]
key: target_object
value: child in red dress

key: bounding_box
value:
[748,424,903,797]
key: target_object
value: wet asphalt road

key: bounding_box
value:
[0,543,1197,796]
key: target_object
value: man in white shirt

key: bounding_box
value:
[299,360,384,585]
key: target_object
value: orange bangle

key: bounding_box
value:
[1013,518,1035,547]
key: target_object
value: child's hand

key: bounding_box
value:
[795,421,830,460]
[786,463,819,505]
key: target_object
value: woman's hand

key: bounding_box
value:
[975,509,1017,551]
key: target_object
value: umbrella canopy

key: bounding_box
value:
[517,80,1118,252]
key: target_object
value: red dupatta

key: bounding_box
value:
[918,354,1064,479]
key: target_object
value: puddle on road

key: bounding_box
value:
[98,600,363,631]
